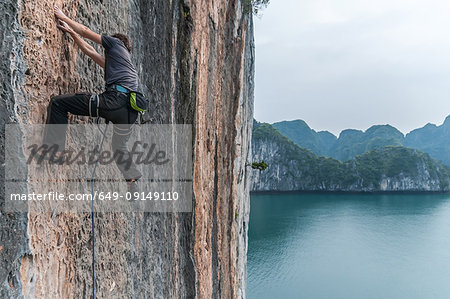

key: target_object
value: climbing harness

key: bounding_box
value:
[107,84,150,114]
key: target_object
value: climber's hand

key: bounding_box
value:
[56,20,74,34]
[53,4,68,20]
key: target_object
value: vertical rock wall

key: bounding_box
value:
[1,0,254,298]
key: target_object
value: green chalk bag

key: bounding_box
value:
[129,91,149,112]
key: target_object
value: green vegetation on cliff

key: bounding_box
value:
[272,120,336,157]
[269,116,450,166]
[335,125,404,161]
[405,116,450,165]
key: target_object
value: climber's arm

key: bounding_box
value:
[54,4,102,45]
[72,33,106,68]
[57,20,105,68]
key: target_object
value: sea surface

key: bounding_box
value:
[247,193,450,299]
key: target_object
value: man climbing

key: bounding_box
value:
[42,4,141,188]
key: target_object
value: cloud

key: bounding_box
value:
[254,0,450,135]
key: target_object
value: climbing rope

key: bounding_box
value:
[91,117,109,299]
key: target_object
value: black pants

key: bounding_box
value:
[43,90,141,180]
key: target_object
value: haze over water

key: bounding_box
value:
[247,193,450,299]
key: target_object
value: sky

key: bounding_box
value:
[253,0,450,136]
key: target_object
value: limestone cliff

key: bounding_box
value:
[251,123,450,192]
[1,0,254,298]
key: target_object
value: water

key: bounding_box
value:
[247,193,450,299]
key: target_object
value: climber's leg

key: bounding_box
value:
[43,93,91,152]
[110,123,142,181]
[46,93,91,124]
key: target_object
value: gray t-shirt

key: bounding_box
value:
[101,35,138,90]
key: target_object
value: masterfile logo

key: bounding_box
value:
[5,124,193,213]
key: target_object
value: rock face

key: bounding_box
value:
[251,123,450,192]
[1,1,254,298]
